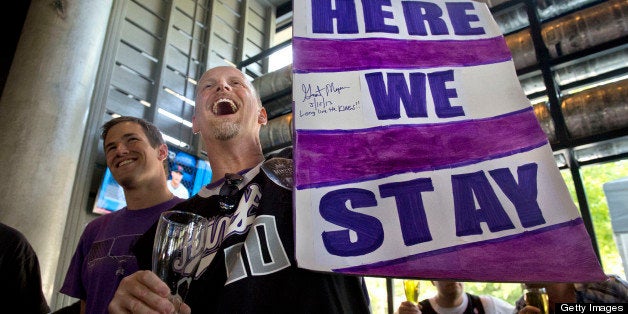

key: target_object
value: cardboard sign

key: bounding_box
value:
[292,0,605,282]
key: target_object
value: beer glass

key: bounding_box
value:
[403,280,421,303]
[152,211,208,312]
[523,286,549,314]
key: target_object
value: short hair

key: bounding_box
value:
[195,67,263,110]
[101,116,165,149]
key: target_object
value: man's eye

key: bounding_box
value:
[106,145,118,154]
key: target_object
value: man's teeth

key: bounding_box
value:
[212,98,237,114]
[118,159,134,167]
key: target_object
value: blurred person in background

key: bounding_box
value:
[515,275,628,314]
[0,222,50,313]
[398,281,514,314]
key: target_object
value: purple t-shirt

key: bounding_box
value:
[60,197,183,314]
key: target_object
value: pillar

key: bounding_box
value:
[0,0,113,303]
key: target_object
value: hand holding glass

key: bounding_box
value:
[523,286,549,314]
[403,280,421,303]
[152,211,208,312]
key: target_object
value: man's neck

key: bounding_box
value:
[124,185,173,210]
[206,139,265,183]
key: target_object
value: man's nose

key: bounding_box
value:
[115,143,130,155]
[217,80,232,91]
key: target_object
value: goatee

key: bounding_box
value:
[212,121,240,140]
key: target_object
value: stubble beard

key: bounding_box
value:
[211,120,240,141]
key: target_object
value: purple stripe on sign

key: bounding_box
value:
[292,36,512,73]
[294,108,547,190]
[332,219,607,282]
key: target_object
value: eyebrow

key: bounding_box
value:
[104,133,139,150]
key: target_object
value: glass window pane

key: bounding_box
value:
[580,159,628,278]
[268,45,292,72]
[560,169,577,207]
[364,277,389,314]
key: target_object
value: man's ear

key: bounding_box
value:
[158,143,168,161]
[258,107,268,125]
[192,115,200,134]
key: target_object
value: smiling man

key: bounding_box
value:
[108,66,371,314]
[60,116,183,314]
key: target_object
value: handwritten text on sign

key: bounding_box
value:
[298,70,465,121]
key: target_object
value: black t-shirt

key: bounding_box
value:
[135,150,371,313]
[0,223,50,314]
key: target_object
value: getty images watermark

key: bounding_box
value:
[556,303,626,313]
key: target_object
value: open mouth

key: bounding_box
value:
[213,98,238,115]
